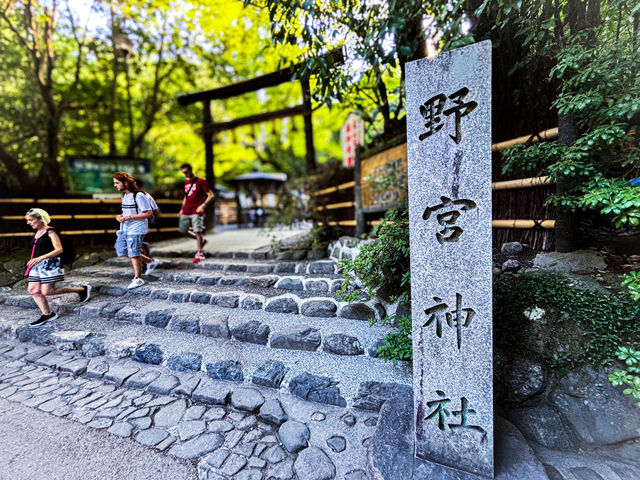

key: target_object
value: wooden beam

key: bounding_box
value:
[204,104,309,134]
[177,66,296,105]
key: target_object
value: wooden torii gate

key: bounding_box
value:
[176,66,318,226]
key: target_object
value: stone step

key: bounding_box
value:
[7,272,381,321]
[2,292,389,361]
[0,303,411,409]
[147,247,326,262]
[73,265,350,298]
[103,256,341,276]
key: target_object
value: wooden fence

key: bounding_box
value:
[0,197,238,252]
[313,128,558,250]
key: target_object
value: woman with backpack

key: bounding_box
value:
[25,208,91,326]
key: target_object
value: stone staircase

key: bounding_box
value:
[0,248,412,410]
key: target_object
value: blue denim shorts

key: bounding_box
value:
[115,233,145,257]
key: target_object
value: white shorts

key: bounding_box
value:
[27,257,65,284]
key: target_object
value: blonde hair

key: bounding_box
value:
[26,208,51,226]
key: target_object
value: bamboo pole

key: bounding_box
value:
[491,127,558,152]
[491,176,552,191]
[491,219,555,229]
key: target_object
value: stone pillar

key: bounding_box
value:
[405,40,493,478]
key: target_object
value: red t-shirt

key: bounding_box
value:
[182,177,211,215]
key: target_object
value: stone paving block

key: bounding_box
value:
[201,315,230,339]
[204,448,230,468]
[276,277,304,291]
[326,435,346,453]
[114,306,142,322]
[17,326,54,346]
[323,333,364,356]
[129,417,152,430]
[245,275,277,287]
[262,444,286,464]
[338,303,376,321]
[101,302,127,317]
[50,331,93,351]
[221,453,247,476]
[168,314,200,334]
[174,374,202,397]
[271,325,321,352]
[169,290,192,303]
[305,279,329,292]
[35,352,74,369]
[178,420,207,441]
[124,368,161,389]
[151,289,170,300]
[208,420,234,433]
[82,336,106,357]
[192,379,232,406]
[104,363,140,387]
[147,374,180,395]
[240,295,264,310]
[156,434,177,452]
[86,359,109,379]
[169,433,224,459]
[154,399,187,427]
[190,292,212,304]
[107,338,144,359]
[206,360,244,383]
[108,422,134,437]
[197,276,222,286]
[288,373,346,407]
[230,387,265,412]
[144,309,174,328]
[300,299,337,318]
[132,344,164,365]
[204,407,227,421]
[59,358,89,376]
[274,263,296,274]
[167,352,202,373]
[211,294,240,308]
[279,420,310,453]
[185,405,206,420]
[308,261,336,274]
[230,320,269,345]
[128,286,151,297]
[259,399,288,426]
[352,381,412,411]
[252,360,288,389]
[136,428,169,447]
[219,276,246,286]
[293,447,335,480]
[23,347,53,363]
[264,296,299,314]
[87,418,113,430]
[226,264,247,273]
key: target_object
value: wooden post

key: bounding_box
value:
[203,100,216,230]
[556,112,578,252]
[354,146,365,237]
[234,184,243,227]
[301,77,317,174]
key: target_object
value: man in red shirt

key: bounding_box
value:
[178,163,214,262]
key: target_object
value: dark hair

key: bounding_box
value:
[113,171,139,192]
[180,163,192,171]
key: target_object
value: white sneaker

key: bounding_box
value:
[145,259,160,275]
[127,277,145,290]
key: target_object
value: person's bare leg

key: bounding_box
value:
[140,253,153,265]
[130,256,143,278]
[28,283,51,315]
[195,232,204,256]
[42,285,83,296]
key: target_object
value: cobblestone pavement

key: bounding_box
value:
[0,339,375,480]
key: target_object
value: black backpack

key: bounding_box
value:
[59,232,76,265]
